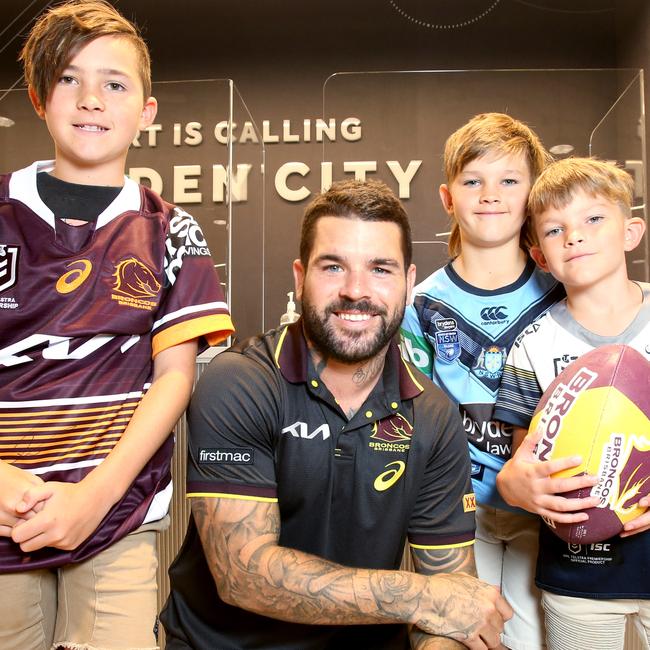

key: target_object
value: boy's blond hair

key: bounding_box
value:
[443,112,551,257]
[20,0,151,109]
[527,157,635,245]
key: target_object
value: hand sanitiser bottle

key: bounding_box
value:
[280,291,300,326]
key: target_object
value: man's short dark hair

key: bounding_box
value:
[299,179,412,269]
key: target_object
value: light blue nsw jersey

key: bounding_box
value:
[401,259,563,509]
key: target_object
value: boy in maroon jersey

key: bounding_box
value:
[0,2,233,648]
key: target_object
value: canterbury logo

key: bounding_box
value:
[56,259,92,294]
[112,258,161,299]
[373,461,405,492]
[480,306,508,321]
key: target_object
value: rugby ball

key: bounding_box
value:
[530,344,650,544]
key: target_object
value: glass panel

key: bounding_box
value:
[589,70,647,281]
[320,69,646,280]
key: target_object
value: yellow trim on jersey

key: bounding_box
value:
[274,325,290,368]
[401,358,424,392]
[152,314,234,357]
[409,539,475,550]
[0,429,123,450]
[186,492,278,503]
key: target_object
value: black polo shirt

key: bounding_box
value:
[161,321,475,649]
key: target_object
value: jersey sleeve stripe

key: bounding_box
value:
[152,301,230,331]
[409,539,475,550]
[152,314,234,357]
[408,531,474,547]
[187,480,277,500]
[186,492,279,503]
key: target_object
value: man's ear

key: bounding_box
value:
[28,87,45,119]
[439,184,454,216]
[292,258,305,302]
[530,246,550,272]
[623,216,646,252]
[405,263,416,305]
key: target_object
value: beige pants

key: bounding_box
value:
[475,505,546,650]
[0,519,167,650]
[543,591,650,650]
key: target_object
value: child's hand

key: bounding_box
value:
[11,480,112,552]
[0,461,47,536]
[496,429,600,521]
[620,496,650,538]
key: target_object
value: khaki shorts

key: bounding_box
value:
[543,591,650,650]
[0,518,168,650]
[474,504,546,650]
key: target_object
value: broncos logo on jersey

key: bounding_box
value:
[112,257,161,299]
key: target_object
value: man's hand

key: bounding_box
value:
[414,573,511,650]
[11,480,111,551]
[496,428,599,522]
[621,495,650,538]
[0,461,46,536]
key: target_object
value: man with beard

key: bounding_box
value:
[161,180,511,650]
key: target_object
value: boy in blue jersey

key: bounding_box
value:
[495,157,650,649]
[401,113,563,649]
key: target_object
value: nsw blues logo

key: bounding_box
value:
[473,345,507,379]
[432,317,460,362]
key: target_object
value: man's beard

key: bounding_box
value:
[301,295,405,364]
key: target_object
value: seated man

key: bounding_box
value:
[161,179,511,650]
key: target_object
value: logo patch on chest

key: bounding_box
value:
[368,412,413,453]
[373,460,406,492]
[56,259,92,294]
[432,317,460,362]
[111,257,161,311]
[0,244,19,294]
[473,345,507,379]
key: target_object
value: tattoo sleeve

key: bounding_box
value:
[410,545,477,578]
[192,496,435,627]
[408,545,477,648]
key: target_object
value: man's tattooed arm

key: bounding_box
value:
[409,546,479,649]
[192,497,508,647]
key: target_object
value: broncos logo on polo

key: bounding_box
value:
[112,257,161,299]
[370,413,413,443]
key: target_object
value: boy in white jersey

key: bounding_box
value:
[495,157,650,649]
[0,2,233,648]
[401,112,562,649]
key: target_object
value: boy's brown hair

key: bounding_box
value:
[20,0,151,109]
[443,112,551,257]
[527,157,635,245]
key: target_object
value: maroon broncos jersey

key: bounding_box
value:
[0,160,234,571]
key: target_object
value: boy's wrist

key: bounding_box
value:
[80,463,128,508]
